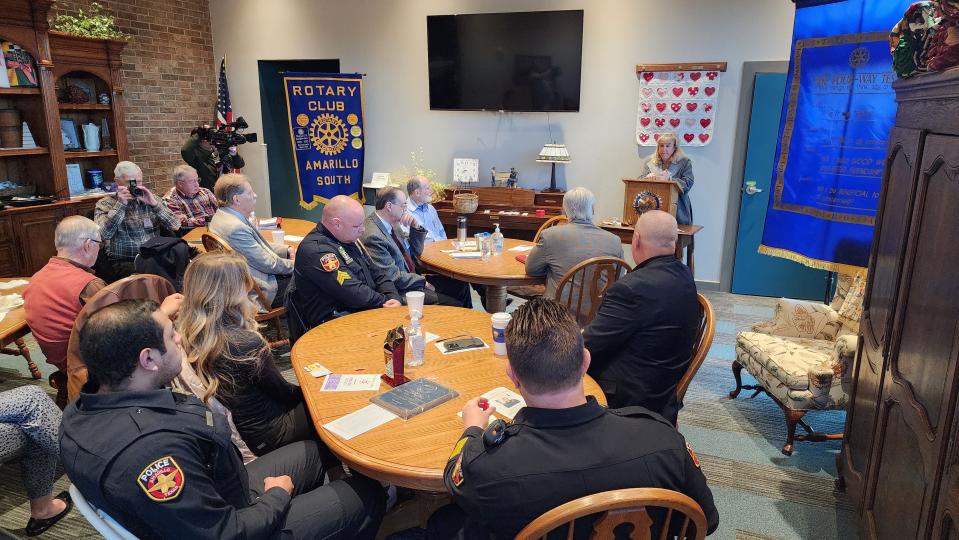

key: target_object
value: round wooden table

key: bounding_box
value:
[182,217,316,250]
[0,277,40,379]
[418,239,544,313]
[292,305,606,492]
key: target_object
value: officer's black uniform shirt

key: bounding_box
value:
[444,397,719,538]
[60,388,291,540]
[584,254,700,423]
[292,223,400,328]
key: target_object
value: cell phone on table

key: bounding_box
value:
[444,337,485,351]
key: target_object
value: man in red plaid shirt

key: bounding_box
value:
[162,165,218,230]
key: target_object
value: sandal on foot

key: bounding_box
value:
[25,491,72,536]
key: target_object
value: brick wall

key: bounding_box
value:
[50,0,215,187]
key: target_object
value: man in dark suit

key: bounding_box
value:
[362,187,468,307]
[583,210,699,425]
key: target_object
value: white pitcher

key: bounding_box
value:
[82,122,100,151]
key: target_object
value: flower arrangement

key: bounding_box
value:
[51,3,130,41]
[395,147,448,203]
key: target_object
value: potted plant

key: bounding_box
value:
[50,2,130,40]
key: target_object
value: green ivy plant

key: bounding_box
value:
[51,3,130,41]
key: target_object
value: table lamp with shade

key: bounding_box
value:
[536,143,571,193]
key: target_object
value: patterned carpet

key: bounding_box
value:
[0,291,857,539]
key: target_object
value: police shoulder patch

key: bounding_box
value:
[138,456,185,502]
[450,454,465,487]
[320,253,340,272]
[686,441,701,468]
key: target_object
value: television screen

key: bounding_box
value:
[427,10,584,112]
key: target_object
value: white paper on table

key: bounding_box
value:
[508,245,535,252]
[284,235,304,242]
[424,331,440,343]
[450,252,482,259]
[321,374,382,392]
[0,280,28,290]
[0,311,6,323]
[323,404,398,440]
[0,293,24,311]
[478,387,527,420]
[435,338,489,355]
[440,249,458,254]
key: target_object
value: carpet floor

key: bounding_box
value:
[0,290,857,539]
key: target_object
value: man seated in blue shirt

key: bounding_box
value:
[406,176,480,309]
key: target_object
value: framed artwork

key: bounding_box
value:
[62,77,96,103]
[60,118,80,150]
[452,158,479,184]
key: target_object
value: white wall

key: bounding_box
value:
[209,0,795,285]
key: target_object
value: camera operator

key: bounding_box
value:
[181,125,246,191]
[94,161,181,282]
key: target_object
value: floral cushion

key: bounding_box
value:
[751,298,841,341]
[737,332,834,390]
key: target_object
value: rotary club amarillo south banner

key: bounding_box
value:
[758,0,909,272]
[283,73,365,209]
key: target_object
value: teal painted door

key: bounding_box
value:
[731,73,828,300]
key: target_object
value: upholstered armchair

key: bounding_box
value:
[730,272,866,455]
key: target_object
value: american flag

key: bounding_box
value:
[215,57,232,128]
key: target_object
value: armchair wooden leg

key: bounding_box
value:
[782,409,807,456]
[49,370,68,410]
[729,361,744,398]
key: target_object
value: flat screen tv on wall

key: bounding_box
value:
[427,10,584,112]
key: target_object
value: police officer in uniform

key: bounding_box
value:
[436,297,719,538]
[289,195,402,337]
[59,299,386,539]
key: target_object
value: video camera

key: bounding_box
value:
[194,116,258,151]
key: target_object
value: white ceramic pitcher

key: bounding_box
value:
[82,122,100,151]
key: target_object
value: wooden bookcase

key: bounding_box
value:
[0,0,128,277]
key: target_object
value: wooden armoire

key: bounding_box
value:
[837,70,959,539]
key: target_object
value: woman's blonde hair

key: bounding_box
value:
[651,132,686,168]
[177,251,264,402]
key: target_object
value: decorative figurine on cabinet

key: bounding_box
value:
[507,167,518,188]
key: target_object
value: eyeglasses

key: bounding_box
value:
[86,238,102,244]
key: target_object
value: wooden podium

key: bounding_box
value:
[621,178,681,226]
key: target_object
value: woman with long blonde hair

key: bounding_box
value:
[639,132,695,224]
[177,251,316,456]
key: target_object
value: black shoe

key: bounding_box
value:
[25,491,72,536]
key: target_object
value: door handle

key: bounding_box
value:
[743,180,763,195]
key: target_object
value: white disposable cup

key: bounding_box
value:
[406,291,425,318]
[491,312,511,356]
[271,230,285,244]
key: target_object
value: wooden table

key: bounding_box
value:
[0,278,40,379]
[417,239,544,313]
[182,217,317,250]
[292,305,606,492]
[601,223,703,277]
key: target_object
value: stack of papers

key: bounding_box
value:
[508,245,534,252]
[323,404,398,440]
[0,279,28,290]
[450,252,482,259]
[257,217,281,229]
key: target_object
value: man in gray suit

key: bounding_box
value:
[525,187,624,308]
[362,187,465,306]
[209,173,293,308]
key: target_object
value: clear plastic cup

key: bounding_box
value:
[406,291,425,319]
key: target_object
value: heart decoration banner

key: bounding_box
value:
[636,70,720,146]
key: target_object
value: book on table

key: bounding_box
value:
[370,378,459,420]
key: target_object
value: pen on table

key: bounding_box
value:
[435,334,467,343]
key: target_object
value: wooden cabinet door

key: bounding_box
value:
[0,215,19,276]
[840,127,924,508]
[863,133,959,539]
[931,400,959,540]
[13,207,64,275]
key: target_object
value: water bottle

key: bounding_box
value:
[491,224,504,255]
[407,314,425,367]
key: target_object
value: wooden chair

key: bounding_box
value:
[554,256,630,327]
[508,215,571,300]
[675,293,716,404]
[533,215,568,243]
[515,487,707,540]
[200,232,289,349]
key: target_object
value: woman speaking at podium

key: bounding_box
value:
[639,132,694,225]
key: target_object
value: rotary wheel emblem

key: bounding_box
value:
[632,191,662,215]
[310,114,349,155]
